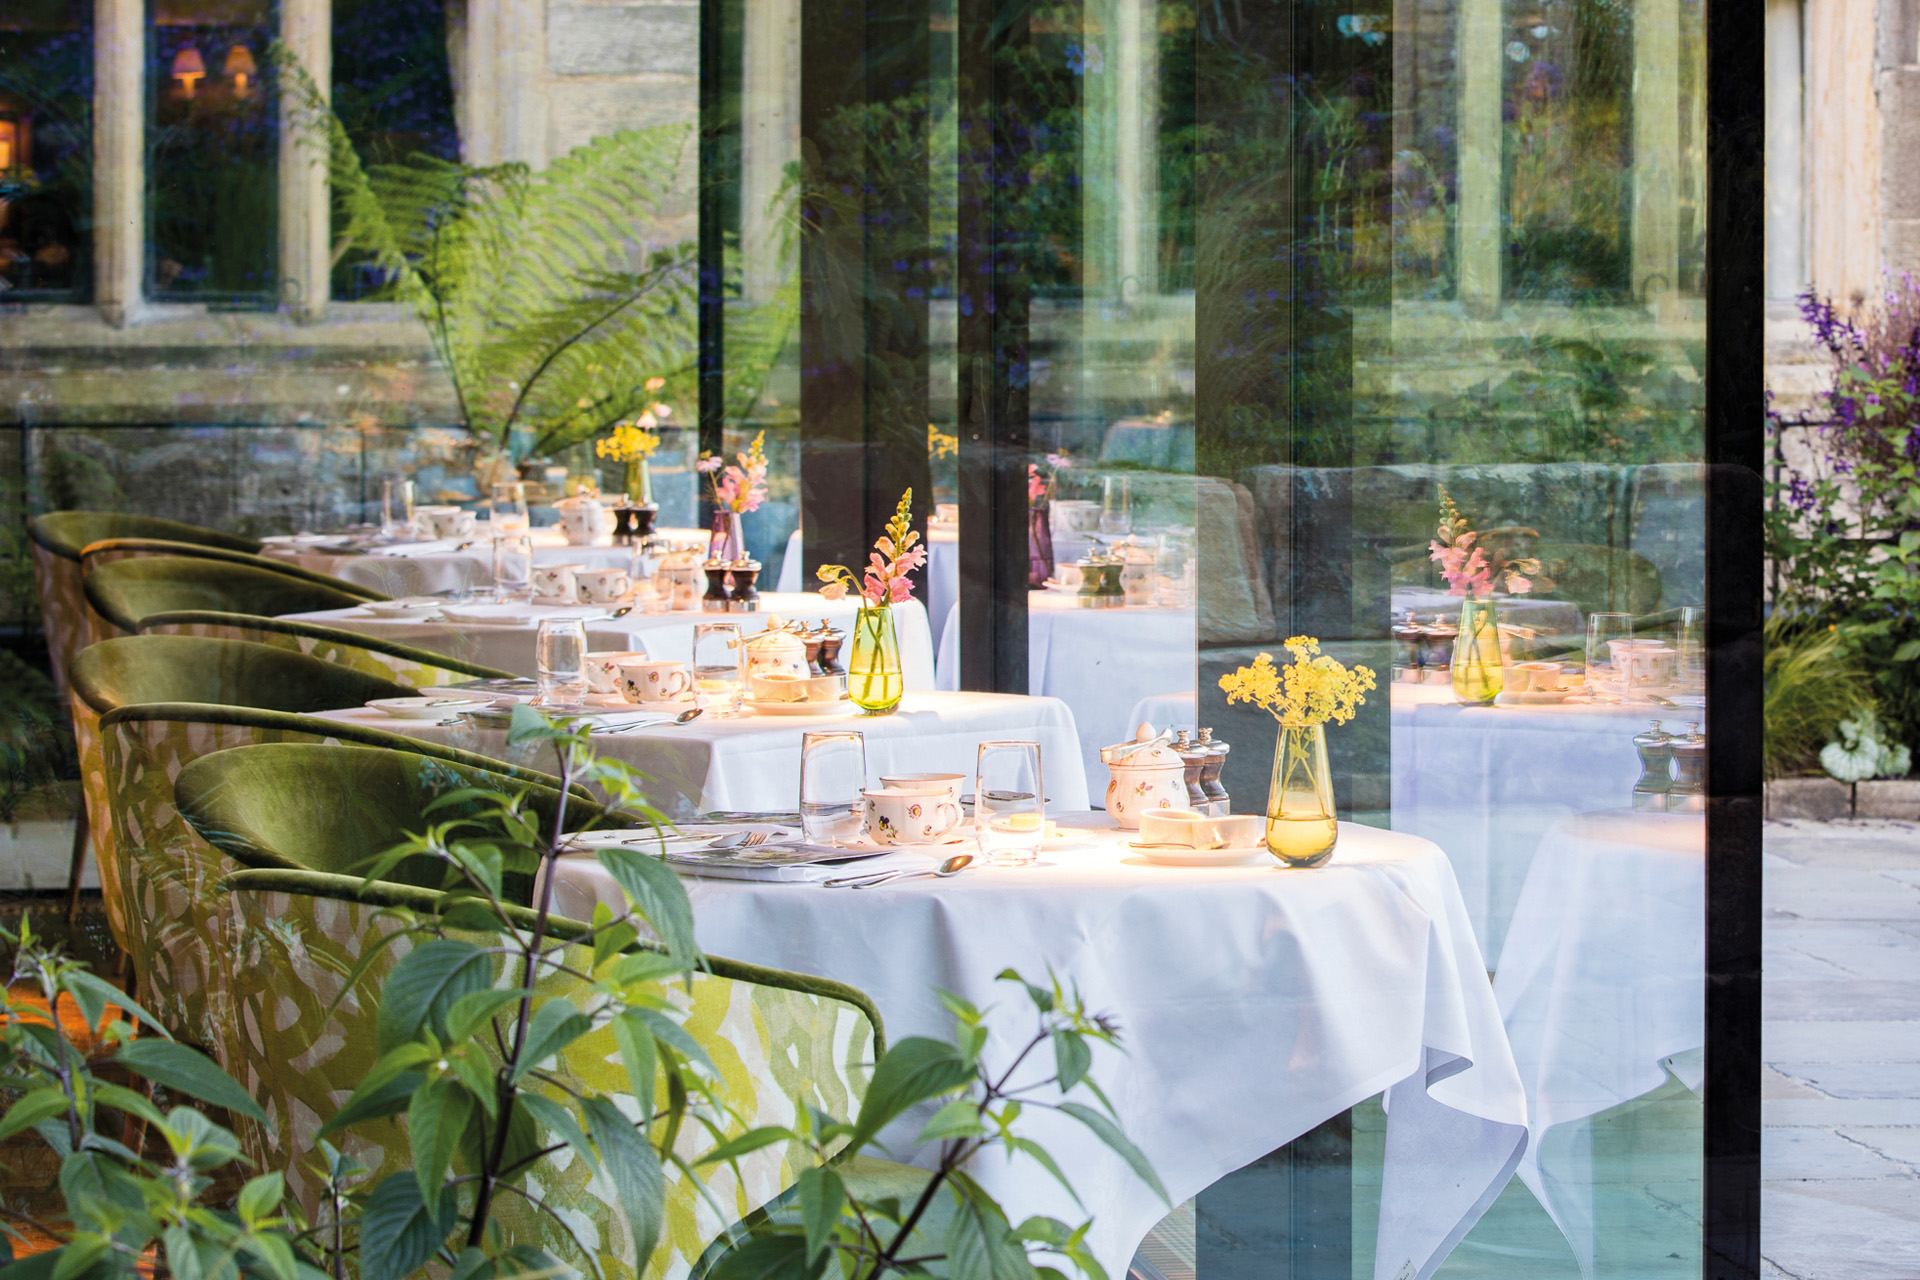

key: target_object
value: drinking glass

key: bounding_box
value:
[1677,605,1706,691]
[975,741,1045,867]
[492,533,533,602]
[535,618,589,705]
[692,621,744,717]
[1586,612,1634,703]
[800,729,868,846]
[1099,474,1132,535]
[381,479,415,539]
[491,481,529,533]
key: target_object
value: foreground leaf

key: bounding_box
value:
[852,1037,974,1150]
[358,1175,458,1280]
[113,1040,268,1124]
[582,1095,665,1260]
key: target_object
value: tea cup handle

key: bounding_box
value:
[935,801,961,833]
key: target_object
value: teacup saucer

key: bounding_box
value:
[1127,841,1267,867]
[744,697,854,717]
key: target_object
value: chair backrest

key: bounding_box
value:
[67,633,410,965]
[172,740,601,885]
[83,555,381,633]
[217,866,882,1276]
[94,703,579,1037]
[79,538,386,602]
[30,511,262,561]
[138,610,515,685]
[70,634,411,719]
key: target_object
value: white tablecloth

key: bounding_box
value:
[281,594,936,688]
[937,588,1195,789]
[1390,683,1660,967]
[313,690,1088,818]
[1492,810,1703,1275]
[266,526,709,596]
[551,816,1527,1280]
[778,525,959,638]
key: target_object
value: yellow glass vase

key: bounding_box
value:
[848,605,904,715]
[1450,596,1504,706]
[1265,720,1338,868]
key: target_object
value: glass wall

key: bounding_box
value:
[2,2,1726,1276]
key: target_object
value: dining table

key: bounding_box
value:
[280,594,937,689]
[262,525,710,597]
[1389,681,1686,967]
[936,586,1196,787]
[1492,809,1704,1275]
[313,689,1090,818]
[546,814,1529,1280]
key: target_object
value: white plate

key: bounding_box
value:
[745,697,854,716]
[361,599,444,618]
[439,605,534,625]
[1129,841,1268,867]
[1496,689,1573,705]
[365,696,493,719]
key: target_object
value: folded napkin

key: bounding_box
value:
[373,539,466,557]
[560,826,930,882]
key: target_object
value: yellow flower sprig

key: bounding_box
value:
[1218,636,1376,727]
[596,419,660,463]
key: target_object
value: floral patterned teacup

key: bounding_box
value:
[618,659,693,705]
[862,788,962,846]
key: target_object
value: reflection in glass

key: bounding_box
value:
[149,1,277,302]
[0,0,92,301]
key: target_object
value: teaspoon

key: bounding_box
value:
[831,853,974,889]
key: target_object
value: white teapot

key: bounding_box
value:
[740,620,810,679]
[1100,722,1189,829]
[555,491,607,546]
[652,544,703,610]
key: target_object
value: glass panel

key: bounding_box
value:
[148,0,276,302]
[0,0,93,302]
[329,0,458,300]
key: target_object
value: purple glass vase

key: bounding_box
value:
[1028,504,1053,588]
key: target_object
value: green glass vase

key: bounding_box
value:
[1265,720,1338,868]
[1450,596,1504,706]
[848,605,904,715]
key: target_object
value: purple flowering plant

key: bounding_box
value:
[1768,278,1920,616]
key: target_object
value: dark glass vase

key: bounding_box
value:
[1028,504,1053,588]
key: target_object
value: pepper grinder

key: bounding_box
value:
[1668,723,1706,813]
[728,560,762,612]
[1198,727,1231,815]
[802,624,827,676]
[701,563,732,612]
[1632,720,1674,811]
[816,619,847,676]
[1174,731,1209,809]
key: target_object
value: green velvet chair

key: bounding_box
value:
[82,554,382,635]
[172,739,608,887]
[69,633,405,991]
[138,609,516,686]
[28,513,255,696]
[78,537,386,601]
[214,866,890,1279]
[94,703,582,1040]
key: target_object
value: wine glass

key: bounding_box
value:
[800,730,868,846]
[535,618,588,705]
[1586,612,1634,703]
[975,741,1045,867]
[492,533,533,602]
[692,622,744,717]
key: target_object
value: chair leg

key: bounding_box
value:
[65,802,89,922]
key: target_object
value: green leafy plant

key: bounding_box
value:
[276,52,698,462]
[1820,708,1912,783]
[0,915,300,1280]
[1763,616,1878,780]
[701,971,1166,1280]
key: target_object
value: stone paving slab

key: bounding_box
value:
[1764,818,1920,1280]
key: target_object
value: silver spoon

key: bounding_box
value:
[672,707,703,724]
[831,853,974,889]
